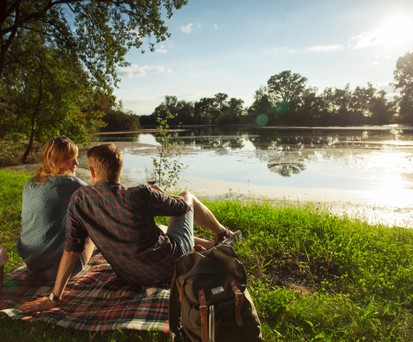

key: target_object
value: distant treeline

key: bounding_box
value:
[134,56,413,129]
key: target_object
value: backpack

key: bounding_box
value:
[169,244,262,342]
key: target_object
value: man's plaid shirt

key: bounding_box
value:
[65,182,190,285]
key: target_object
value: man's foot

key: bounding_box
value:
[214,228,231,246]
[222,230,242,247]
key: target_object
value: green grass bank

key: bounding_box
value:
[1,169,413,341]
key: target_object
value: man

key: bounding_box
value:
[20,143,236,312]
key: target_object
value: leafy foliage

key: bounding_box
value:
[141,67,403,128]
[0,30,106,161]
[101,109,141,132]
[394,52,413,124]
[151,114,187,190]
[1,0,188,90]
[267,70,308,106]
[0,0,187,160]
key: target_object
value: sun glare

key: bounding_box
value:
[366,151,413,209]
[376,14,413,49]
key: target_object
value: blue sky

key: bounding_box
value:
[115,0,413,116]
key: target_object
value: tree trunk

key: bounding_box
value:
[21,115,36,163]
[21,67,44,163]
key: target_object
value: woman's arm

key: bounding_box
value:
[19,250,79,313]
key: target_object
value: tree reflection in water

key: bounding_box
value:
[176,127,355,177]
[267,152,306,177]
[97,125,413,182]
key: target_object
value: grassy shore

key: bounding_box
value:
[1,170,413,341]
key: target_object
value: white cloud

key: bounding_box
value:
[152,66,172,74]
[266,47,297,55]
[117,64,172,78]
[155,45,168,53]
[268,44,343,56]
[179,23,193,33]
[213,23,219,30]
[306,44,344,53]
[350,30,379,49]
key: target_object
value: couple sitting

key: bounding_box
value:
[18,138,237,313]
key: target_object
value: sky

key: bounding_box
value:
[114,0,413,116]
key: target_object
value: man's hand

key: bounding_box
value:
[19,296,57,313]
[150,184,165,193]
[19,250,78,314]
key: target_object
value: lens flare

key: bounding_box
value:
[256,114,269,126]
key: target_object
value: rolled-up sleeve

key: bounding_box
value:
[140,186,189,217]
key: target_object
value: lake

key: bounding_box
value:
[95,125,413,228]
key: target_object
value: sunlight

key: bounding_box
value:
[366,151,413,208]
[374,174,409,207]
[376,14,413,49]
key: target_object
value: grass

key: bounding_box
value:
[1,170,413,341]
[0,170,31,272]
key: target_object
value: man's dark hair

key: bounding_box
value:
[87,143,123,182]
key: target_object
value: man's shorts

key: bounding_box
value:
[167,210,194,254]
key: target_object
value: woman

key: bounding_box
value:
[17,136,94,281]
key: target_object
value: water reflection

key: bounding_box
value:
[95,126,413,226]
[267,150,306,177]
[173,127,413,173]
[96,126,413,179]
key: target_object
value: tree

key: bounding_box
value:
[349,85,393,125]
[102,109,140,132]
[370,90,393,125]
[267,70,308,117]
[152,95,195,126]
[1,0,187,162]
[153,96,180,120]
[298,87,325,125]
[194,97,217,126]
[192,93,245,126]
[213,93,244,125]
[0,0,188,92]
[349,84,375,117]
[320,85,352,124]
[0,29,105,161]
[227,97,245,120]
[174,100,195,125]
[393,52,413,124]
[248,86,274,125]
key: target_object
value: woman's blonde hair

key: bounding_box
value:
[35,136,78,183]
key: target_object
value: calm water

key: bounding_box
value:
[96,125,413,227]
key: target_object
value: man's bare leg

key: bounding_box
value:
[179,191,229,236]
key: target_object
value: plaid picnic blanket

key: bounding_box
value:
[0,251,170,333]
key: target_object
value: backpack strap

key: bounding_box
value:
[179,279,186,302]
[230,280,245,327]
[169,277,183,338]
[198,289,209,342]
